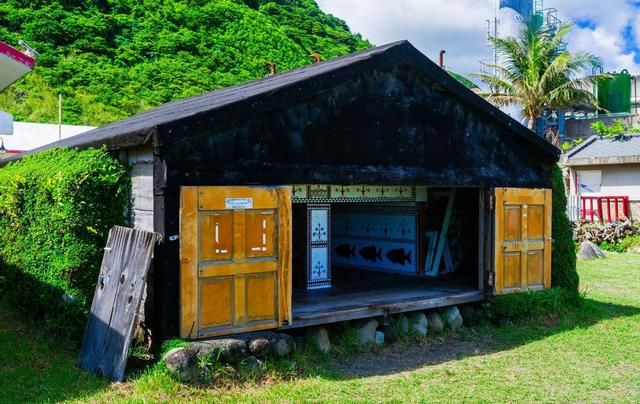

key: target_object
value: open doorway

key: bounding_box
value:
[290,187,486,328]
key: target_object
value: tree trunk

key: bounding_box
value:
[527,115,536,131]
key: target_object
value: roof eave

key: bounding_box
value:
[565,155,640,167]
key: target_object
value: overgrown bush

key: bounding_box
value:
[0,147,129,338]
[549,165,580,301]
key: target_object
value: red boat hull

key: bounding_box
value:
[0,41,36,92]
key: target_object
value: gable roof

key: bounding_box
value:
[2,41,559,164]
[565,134,640,166]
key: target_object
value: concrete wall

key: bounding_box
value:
[121,144,155,326]
[122,144,154,232]
[568,163,640,220]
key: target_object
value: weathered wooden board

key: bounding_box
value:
[78,226,156,382]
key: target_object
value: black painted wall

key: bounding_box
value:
[152,64,553,338]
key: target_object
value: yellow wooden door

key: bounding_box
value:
[180,186,292,339]
[494,188,552,294]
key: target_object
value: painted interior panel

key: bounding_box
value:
[332,204,418,275]
[307,204,331,289]
[292,185,428,203]
[309,246,330,286]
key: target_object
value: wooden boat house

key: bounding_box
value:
[12,41,560,339]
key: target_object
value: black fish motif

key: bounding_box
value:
[386,248,412,266]
[359,246,382,262]
[335,244,356,259]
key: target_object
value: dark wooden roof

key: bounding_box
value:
[3,41,559,163]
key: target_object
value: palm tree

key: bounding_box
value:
[475,21,602,144]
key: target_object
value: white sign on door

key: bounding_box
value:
[225,198,253,209]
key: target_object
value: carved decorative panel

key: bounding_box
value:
[332,204,419,275]
[306,204,331,289]
[292,185,428,203]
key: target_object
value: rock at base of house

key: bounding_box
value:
[443,306,463,330]
[428,312,444,334]
[272,334,296,357]
[375,330,385,345]
[248,338,271,358]
[383,324,399,343]
[164,347,198,382]
[191,338,248,364]
[309,327,331,353]
[354,318,379,345]
[578,241,606,260]
[410,312,428,337]
[241,356,265,377]
[397,314,410,335]
[459,305,478,325]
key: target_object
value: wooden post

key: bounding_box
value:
[58,94,62,140]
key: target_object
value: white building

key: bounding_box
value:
[0,121,95,158]
[564,134,640,221]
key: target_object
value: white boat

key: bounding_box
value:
[0,40,36,92]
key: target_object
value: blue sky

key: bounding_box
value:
[317,0,640,78]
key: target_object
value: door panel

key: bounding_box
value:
[200,212,233,262]
[245,210,277,258]
[494,188,552,294]
[246,274,277,322]
[199,278,233,328]
[180,186,292,339]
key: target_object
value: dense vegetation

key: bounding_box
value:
[549,164,579,299]
[0,148,129,338]
[0,0,370,125]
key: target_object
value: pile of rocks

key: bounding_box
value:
[308,304,474,353]
[165,304,478,382]
[164,332,295,382]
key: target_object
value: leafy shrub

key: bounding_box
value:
[0,0,370,125]
[591,120,626,137]
[549,165,580,301]
[0,148,129,338]
[600,234,640,253]
[560,137,583,152]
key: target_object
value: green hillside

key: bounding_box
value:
[0,0,370,126]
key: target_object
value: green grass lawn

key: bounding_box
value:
[1,253,639,403]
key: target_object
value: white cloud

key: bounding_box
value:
[317,0,495,77]
[547,0,640,73]
[317,0,640,78]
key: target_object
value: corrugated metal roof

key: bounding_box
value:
[568,134,640,159]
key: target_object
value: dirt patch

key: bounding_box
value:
[335,335,496,377]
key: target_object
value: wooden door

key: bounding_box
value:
[180,186,292,339]
[494,188,552,294]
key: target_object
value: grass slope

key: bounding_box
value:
[0,0,370,126]
[1,254,639,402]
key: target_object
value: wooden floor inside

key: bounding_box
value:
[285,269,485,329]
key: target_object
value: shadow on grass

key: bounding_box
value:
[0,263,110,403]
[2,256,640,401]
[319,297,640,378]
